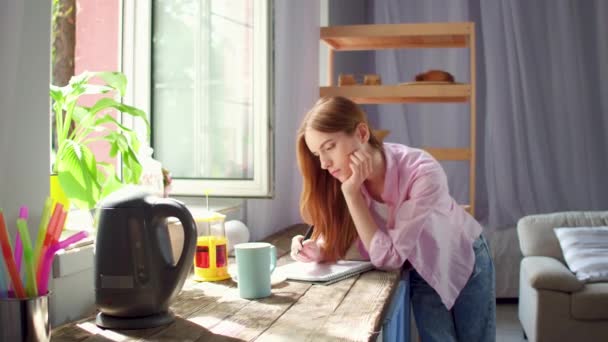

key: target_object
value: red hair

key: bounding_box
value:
[296,96,382,261]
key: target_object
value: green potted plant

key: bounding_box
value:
[50,71,150,209]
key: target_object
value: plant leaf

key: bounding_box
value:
[66,72,92,100]
[51,71,148,208]
[115,132,129,151]
[80,84,113,95]
[56,140,101,209]
[108,139,119,158]
[97,162,125,199]
[67,72,113,97]
[68,71,93,87]
[50,86,64,103]
[88,98,150,137]
[95,72,127,97]
[127,130,141,153]
[103,132,143,184]
[93,114,135,134]
[71,106,90,123]
[122,145,143,184]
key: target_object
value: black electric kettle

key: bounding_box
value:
[94,188,196,329]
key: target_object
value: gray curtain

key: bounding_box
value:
[370,0,608,230]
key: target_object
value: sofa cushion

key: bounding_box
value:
[517,211,608,261]
[554,226,608,282]
[571,283,608,320]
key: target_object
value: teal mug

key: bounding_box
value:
[234,242,276,299]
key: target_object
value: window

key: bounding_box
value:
[122,0,273,197]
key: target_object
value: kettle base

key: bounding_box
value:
[95,311,175,330]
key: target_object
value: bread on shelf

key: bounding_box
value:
[363,74,382,85]
[338,74,357,86]
[414,69,455,82]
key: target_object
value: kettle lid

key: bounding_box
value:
[98,186,156,209]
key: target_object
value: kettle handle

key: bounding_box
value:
[150,198,197,287]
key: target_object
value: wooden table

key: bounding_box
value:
[51,224,401,341]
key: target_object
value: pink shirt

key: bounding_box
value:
[358,143,482,309]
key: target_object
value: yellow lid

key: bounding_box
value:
[193,210,225,222]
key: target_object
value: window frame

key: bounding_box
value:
[121,0,274,198]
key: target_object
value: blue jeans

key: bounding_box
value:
[410,235,496,342]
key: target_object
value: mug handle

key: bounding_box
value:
[269,245,276,274]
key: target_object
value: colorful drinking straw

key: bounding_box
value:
[13,206,30,289]
[33,197,53,274]
[14,232,23,280]
[37,231,89,295]
[36,202,63,281]
[0,209,26,298]
[50,209,68,244]
[16,207,38,297]
[0,247,8,298]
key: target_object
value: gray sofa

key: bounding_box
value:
[517,211,608,342]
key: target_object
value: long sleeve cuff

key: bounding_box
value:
[368,229,406,270]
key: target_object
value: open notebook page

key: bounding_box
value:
[277,260,374,285]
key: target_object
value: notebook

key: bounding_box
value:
[277,260,374,285]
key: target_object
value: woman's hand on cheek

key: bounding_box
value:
[341,149,372,195]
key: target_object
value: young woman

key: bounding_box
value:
[290,96,495,341]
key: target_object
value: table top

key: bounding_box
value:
[51,224,400,341]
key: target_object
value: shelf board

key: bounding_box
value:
[321,22,473,51]
[423,148,471,161]
[319,84,471,104]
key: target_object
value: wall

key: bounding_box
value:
[327,0,374,81]
[0,0,51,247]
[245,0,320,241]
[326,0,378,125]
[245,0,381,241]
[319,0,373,84]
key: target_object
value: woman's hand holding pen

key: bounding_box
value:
[290,237,322,262]
[290,227,322,263]
[341,149,373,196]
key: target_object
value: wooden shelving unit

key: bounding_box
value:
[320,22,477,216]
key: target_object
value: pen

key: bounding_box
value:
[296,225,314,256]
[303,225,314,241]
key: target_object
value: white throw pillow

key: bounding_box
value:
[554,226,608,283]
